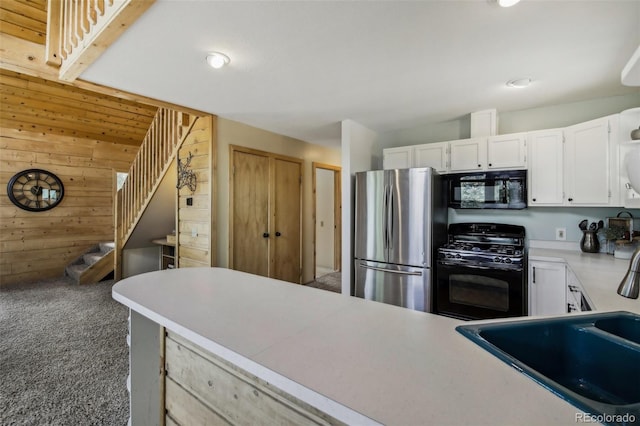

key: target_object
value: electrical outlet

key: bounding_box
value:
[555,228,566,241]
[192,227,198,238]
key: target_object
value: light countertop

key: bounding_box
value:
[528,248,640,313]
[113,267,585,426]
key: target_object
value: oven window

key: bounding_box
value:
[449,274,509,312]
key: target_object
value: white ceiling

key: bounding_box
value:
[81,0,640,148]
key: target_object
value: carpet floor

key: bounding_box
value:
[304,271,341,293]
[0,277,129,425]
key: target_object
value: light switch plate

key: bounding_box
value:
[556,228,566,241]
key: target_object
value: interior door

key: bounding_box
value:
[231,150,270,277]
[272,158,302,283]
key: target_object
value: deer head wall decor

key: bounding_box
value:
[177,151,197,193]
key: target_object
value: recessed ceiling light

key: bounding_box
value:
[498,0,521,7]
[206,52,230,69]
[506,78,532,88]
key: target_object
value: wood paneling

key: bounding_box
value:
[176,116,216,268]
[0,70,157,145]
[165,332,341,426]
[0,0,47,45]
[0,127,137,286]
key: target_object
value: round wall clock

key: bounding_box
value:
[7,169,65,212]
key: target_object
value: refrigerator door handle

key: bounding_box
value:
[387,184,393,250]
[358,263,423,276]
[383,184,389,249]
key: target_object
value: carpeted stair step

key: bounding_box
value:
[65,263,89,282]
[100,242,115,253]
[83,253,103,266]
[64,241,115,285]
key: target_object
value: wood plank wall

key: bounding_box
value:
[177,116,216,268]
[0,127,138,286]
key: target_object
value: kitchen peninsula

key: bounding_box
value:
[113,266,638,425]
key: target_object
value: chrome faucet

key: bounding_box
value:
[617,247,640,299]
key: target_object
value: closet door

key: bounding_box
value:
[230,146,303,284]
[272,158,302,283]
[231,150,270,277]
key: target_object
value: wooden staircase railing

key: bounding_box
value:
[46,0,156,81]
[114,107,196,280]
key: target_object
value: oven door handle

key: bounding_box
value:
[358,264,423,276]
[438,261,501,271]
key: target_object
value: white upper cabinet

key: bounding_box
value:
[449,134,526,172]
[486,133,527,169]
[383,146,412,169]
[413,142,448,172]
[527,129,564,206]
[449,138,486,172]
[564,116,614,206]
[618,108,640,208]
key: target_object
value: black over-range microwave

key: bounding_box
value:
[446,169,527,209]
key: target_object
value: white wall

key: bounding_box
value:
[122,246,161,278]
[341,119,378,295]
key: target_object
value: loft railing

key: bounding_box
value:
[46,0,155,81]
[115,108,194,277]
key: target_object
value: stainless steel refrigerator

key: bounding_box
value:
[354,167,447,312]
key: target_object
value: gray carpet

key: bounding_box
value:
[0,277,129,425]
[305,272,341,293]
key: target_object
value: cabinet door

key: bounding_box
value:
[566,269,582,313]
[564,117,611,205]
[529,261,566,316]
[383,147,412,169]
[449,138,486,172]
[413,142,448,173]
[486,133,526,169]
[619,140,640,208]
[527,130,564,205]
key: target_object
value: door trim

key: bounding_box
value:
[312,162,342,279]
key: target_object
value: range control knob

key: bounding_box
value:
[505,258,512,264]
[494,257,501,263]
[455,253,462,259]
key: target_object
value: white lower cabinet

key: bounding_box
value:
[566,268,592,313]
[529,260,593,316]
[528,261,566,316]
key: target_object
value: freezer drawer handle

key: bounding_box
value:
[358,264,422,276]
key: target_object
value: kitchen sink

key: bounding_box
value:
[457,312,640,425]
[594,314,640,345]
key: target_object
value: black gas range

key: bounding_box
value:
[435,223,527,320]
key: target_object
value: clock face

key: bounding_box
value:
[7,169,65,212]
